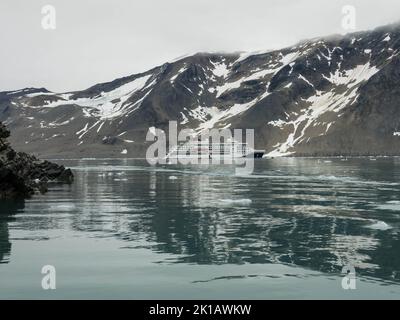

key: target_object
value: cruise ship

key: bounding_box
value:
[166,140,265,160]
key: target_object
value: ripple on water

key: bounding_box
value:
[373,201,400,211]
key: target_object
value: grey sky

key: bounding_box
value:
[1,0,399,92]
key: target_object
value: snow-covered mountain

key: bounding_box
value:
[2,23,400,158]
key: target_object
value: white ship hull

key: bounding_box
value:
[166,141,264,161]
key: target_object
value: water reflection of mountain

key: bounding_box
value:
[3,159,398,282]
[0,201,24,264]
[61,159,400,283]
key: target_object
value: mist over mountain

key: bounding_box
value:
[2,23,400,158]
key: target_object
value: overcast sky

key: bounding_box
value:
[1,0,399,92]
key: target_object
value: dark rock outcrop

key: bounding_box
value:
[0,122,73,199]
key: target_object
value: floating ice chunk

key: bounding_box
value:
[50,204,76,211]
[121,149,128,155]
[169,176,178,180]
[365,221,392,230]
[220,199,252,206]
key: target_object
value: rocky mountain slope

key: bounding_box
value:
[1,23,400,158]
[0,122,73,199]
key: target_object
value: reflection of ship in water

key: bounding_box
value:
[166,139,264,160]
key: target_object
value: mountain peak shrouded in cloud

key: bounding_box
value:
[1,23,400,158]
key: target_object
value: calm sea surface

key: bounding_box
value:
[1,158,400,299]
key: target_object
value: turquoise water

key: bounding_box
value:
[1,158,400,299]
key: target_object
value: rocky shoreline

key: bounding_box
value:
[0,122,73,199]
